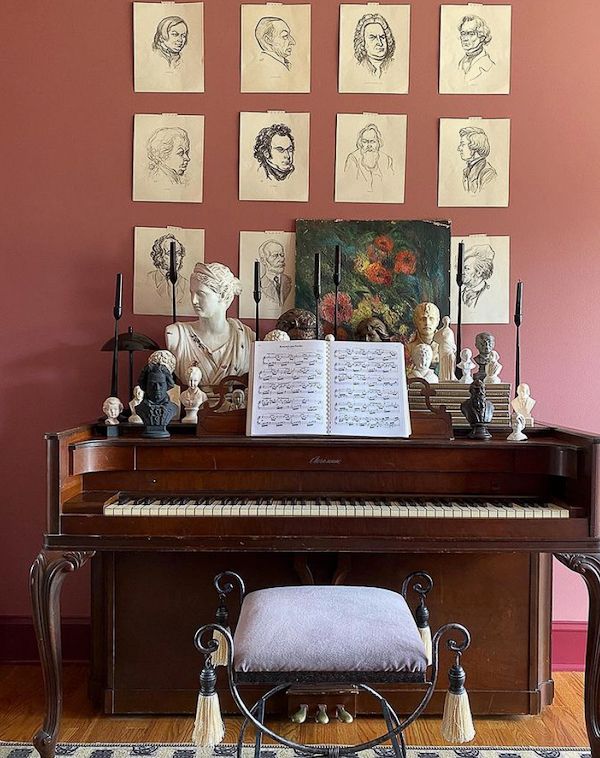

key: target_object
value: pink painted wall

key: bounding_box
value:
[1,0,599,621]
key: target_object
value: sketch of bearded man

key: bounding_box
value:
[344,123,394,192]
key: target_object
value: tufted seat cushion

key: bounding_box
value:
[233,585,427,673]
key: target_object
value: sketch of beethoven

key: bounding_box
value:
[353,13,395,78]
[457,126,497,194]
[146,127,191,186]
[457,15,495,84]
[255,16,296,70]
[462,243,495,309]
[258,240,292,307]
[253,124,295,181]
[344,123,394,192]
[147,233,189,304]
[152,16,189,69]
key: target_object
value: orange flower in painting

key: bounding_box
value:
[320,291,353,324]
[365,262,392,285]
[374,235,394,254]
[394,249,417,275]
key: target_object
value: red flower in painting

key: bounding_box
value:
[394,249,417,275]
[374,235,394,254]
[365,262,392,285]
[320,291,353,324]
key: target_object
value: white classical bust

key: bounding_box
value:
[457,348,476,384]
[180,365,208,424]
[511,383,536,425]
[433,316,457,381]
[507,412,528,441]
[484,351,502,384]
[408,343,438,383]
[264,329,291,342]
[102,396,123,425]
[128,385,144,424]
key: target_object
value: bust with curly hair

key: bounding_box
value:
[353,13,395,77]
[253,123,295,181]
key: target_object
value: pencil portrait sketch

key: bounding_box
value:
[254,124,295,181]
[147,127,191,186]
[255,17,296,70]
[238,231,296,318]
[457,15,495,84]
[344,123,394,192]
[153,16,189,68]
[258,239,293,306]
[450,236,510,324]
[148,233,189,303]
[457,126,497,194]
[353,13,395,78]
[462,242,495,309]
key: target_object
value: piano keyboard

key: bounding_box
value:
[103,495,569,519]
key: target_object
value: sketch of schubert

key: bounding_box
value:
[254,123,295,181]
[457,126,497,194]
[255,16,296,70]
[344,123,394,192]
[147,233,188,304]
[146,127,191,186]
[457,15,495,84]
[462,243,495,309]
[353,13,395,78]
[153,16,189,69]
[258,239,292,307]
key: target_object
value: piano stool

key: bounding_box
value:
[193,571,474,758]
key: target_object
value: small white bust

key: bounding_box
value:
[324,333,335,342]
[408,343,439,383]
[180,365,208,424]
[263,329,291,342]
[507,412,528,441]
[511,383,536,425]
[433,316,457,382]
[128,385,144,424]
[484,351,502,384]
[457,348,476,384]
[102,396,123,425]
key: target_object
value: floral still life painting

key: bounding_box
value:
[295,219,451,342]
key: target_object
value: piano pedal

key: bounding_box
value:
[290,704,308,724]
[336,704,353,724]
[315,704,329,724]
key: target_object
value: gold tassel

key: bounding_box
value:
[193,660,225,748]
[418,624,433,666]
[211,628,229,667]
[441,663,475,743]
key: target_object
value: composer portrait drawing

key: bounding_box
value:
[353,13,395,78]
[457,14,495,84]
[457,126,497,194]
[152,16,189,69]
[258,239,292,307]
[147,127,191,186]
[344,123,394,192]
[254,123,295,181]
[255,16,296,70]
[462,243,495,310]
[148,233,188,304]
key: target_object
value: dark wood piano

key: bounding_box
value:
[31,422,600,758]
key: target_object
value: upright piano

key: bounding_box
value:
[31,423,600,758]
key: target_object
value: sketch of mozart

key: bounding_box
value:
[255,16,296,70]
[353,12,395,78]
[258,239,292,307]
[457,126,496,194]
[152,15,189,69]
[344,123,394,192]
[461,242,495,310]
[457,14,495,84]
[147,233,189,304]
[254,124,295,181]
[146,127,191,187]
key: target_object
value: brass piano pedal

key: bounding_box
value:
[336,704,353,724]
[290,704,308,724]
[315,704,329,724]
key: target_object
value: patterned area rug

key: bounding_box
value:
[0,745,591,758]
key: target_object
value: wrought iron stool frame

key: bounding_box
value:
[194,571,472,758]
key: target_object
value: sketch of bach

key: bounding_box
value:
[457,15,495,84]
[462,243,495,309]
[147,233,189,304]
[344,123,394,192]
[353,13,395,78]
[146,127,191,186]
[255,16,296,70]
[258,239,292,307]
[152,16,189,69]
[254,123,295,181]
[457,126,497,194]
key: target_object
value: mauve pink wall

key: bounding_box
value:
[1,0,598,618]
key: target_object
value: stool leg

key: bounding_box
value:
[381,699,405,758]
[254,699,266,758]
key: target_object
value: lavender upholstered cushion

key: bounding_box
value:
[233,585,427,673]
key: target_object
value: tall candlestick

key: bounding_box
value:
[169,240,178,324]
[313,252,321,340]
[515,280,523,322]
[514,280,523,395]
[253,261,261,340]
[111,273,123,398]
[455,242,464,379]
[333,245,342,339]
[113,272,123,320]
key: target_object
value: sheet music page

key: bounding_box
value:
[248,340,329,436]
[328,342,411,438]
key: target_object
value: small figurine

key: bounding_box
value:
[457,348,476,384]
[276,308,317,340]
[433,316,457,381]
[355,317,390,342]
[128,385,144,424]
[102,396,123,425]
[460,379,494,440]
[473,331,496,381]
[511,383,536,426]
[484,350,502,384]
[408,344,439,383]
[231,388,246,410]
[180,366,208,424]
[407,302,441,366]
[507,412,528,441]
[136,362,179,438]
[263,329,291,341]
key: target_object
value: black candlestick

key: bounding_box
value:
[333,245,342,339]
[455,242,464,379]
[313,252,321,340]
[253,260,261,340]
[111,273,123,398]
[514,281,523,395]
[169,240,178,325]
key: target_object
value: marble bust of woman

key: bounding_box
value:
[165,262,255,386]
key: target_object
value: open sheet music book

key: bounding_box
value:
[247,340,411,437]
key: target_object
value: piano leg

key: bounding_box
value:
[29,549,95,758]
[555,552,600,757]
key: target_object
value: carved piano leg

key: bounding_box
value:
[555,553,600,757]
[30,549,95,758]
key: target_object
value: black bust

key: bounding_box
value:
[473,331,495,381]
[136,362,178,438]
[460,379,494,440]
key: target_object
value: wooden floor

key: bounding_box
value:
[0,665,588,747]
